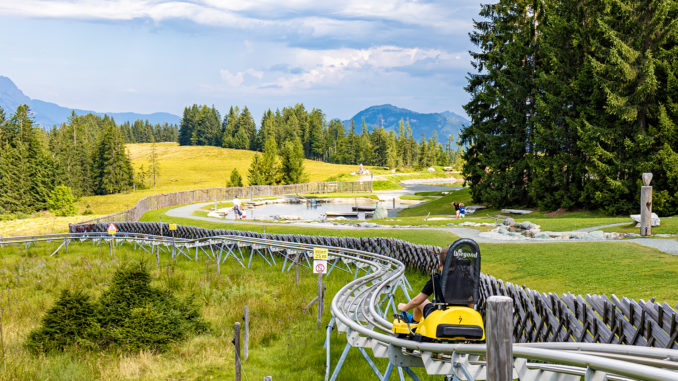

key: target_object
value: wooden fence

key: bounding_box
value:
[75,181,372,225]
[70,222,678,348]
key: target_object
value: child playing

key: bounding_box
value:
[459,203,466,218]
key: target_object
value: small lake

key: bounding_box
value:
[217,198,405,221]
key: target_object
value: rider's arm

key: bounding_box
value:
[397,292,429,312]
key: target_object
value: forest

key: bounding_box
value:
[0,106,174,215]
[177,103,459,170]
[462,0,678,215]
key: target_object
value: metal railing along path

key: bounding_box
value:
[2,232,678,380]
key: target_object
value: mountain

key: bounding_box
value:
[344,104,469,143]
[0,76,180,127]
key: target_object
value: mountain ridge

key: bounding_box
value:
[0,76,181,127]
[344,104,468,143]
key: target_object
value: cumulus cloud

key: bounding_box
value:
[253,45,469,92]
[219,68,264,87]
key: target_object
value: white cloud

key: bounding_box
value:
[259,45,468,92]
[0,0,477,36]
[220,68,264,87]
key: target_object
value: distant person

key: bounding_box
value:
[233,196,242,219]
[359,163,364,174]
[452,201,460,219]
[459,203,466,219]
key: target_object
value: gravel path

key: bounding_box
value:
[163,189,677,255]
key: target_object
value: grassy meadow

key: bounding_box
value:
[78,143,362,216]
[0,241,431,380]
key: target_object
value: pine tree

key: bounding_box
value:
[247,154,265,186]
[178,105,198,146]
[92,122,134,195]
[236,107,257,150]
[227,168,243,187]
[280,137,307,184]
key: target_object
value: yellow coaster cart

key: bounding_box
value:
[392,238,485,342]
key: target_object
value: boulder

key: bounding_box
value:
[515,221,539,231]
[586,230,606,240]
[372,203,388,219]
[630,213,660,226]
[501,217,515,226]
[501,209,533,214]
[534,232,551,240]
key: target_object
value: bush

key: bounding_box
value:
[25,290,101,353]
[27,264,209,354]
[47,185,77,216]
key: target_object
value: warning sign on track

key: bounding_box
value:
[107,222,117,235]
[313,247,328,260]
[313,259,327,274]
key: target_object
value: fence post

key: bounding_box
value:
[244,306,249,361]
[486,296,513,381]
[234,322,241,381]
[317,273,324,327]
[640,173,653,236]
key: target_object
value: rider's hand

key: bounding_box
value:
[397,303,408,312]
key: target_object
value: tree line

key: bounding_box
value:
[0,105,173,215]
[178,103,458,169]
[462,0,678,215]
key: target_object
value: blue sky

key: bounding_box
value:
[0,1,482,120]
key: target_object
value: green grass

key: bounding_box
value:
[78,143,361,215]
[0,240,432,380]
[141,206,461,246]
[600,215,678,235]
[481,242,678,304]
[371,180,404,190]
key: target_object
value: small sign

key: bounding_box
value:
[313,247,329,260]
[107,222,117,235]
[313,260,327,274]
[169,223,177,231]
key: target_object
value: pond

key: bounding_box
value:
[210,198,409,221]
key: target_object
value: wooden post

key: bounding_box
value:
[234,322,241,381]
[155,245,160,267]
[295,255,299,287]
[317,273,324,327]
[640,172,653,236]
[486,296,513,381]
[243,306,249,361]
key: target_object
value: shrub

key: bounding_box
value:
[47,185,77,216]
[25,290,101,353]
[27,263,209,354]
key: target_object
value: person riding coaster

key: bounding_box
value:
[392,238,485,342]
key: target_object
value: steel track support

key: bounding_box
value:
[329,342,352,381]
[382,363,394,380]
[324,316,336,381]
[359,347,384,379]
[402,367,420,381]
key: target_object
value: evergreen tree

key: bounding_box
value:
[236,107,257,150]
[280,137,307,184]
[227,168,243,187]
[247,154,265,186]
[178,105,198,146]
[221,106,239,148]
[260,136,281,185]
[47,185,77,216]
[92,122,134,195]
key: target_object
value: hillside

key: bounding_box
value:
[78,143,360,215]
[0,76,180,127]
[345,104,469,143]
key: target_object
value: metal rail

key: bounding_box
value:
[2,232,678,380]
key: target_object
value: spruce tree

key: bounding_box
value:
[280,137,307,184]
[92,122,134,195]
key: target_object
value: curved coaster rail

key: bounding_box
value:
[2,231,678,380]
